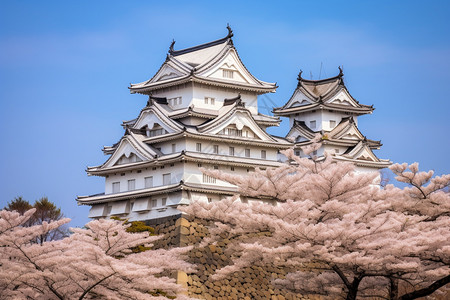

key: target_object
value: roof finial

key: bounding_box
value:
[226,23,233,38]
[169,39,175,54]
[297,69,303,81]
[338,65,343,76]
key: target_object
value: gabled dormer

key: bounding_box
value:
[129,26,277,96]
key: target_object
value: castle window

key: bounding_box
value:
[128,179,135,191]
[214,165,219,169]
[203,174,216,184]
[229,147,235,156]
[223,69,234,79]
[213,145,219,154]
[196,143,202,152]
[310,120,316,129]
[245,149,250,157]
[172,144,176,153]
[261,150,266,159]
[161,198,167,206]
[168,97,182,106]
[231,166,235,171]
[163,173,171,185]
[151,199,157,208]
[146,123,167,137]
[145,176,153,188]
[330,120,336,128]
[112,182,120,193]
[335,149,340,154]
[204,97,215,105]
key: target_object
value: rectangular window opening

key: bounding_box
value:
[145,176,153,188]
[163,173,171,185]
[229,147,235,156]
[128,179,135,191]
[112,182,120,193]
[261,150,266,159]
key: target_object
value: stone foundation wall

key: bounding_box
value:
[147,215,309,300]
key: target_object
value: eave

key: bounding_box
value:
[87,151,284,176]
[273,102,374,116]
[129,75,277,95]
[333,155,392,169]
[143,131,292,148]
[76,182,241,206]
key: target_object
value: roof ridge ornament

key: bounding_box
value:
[297,70,303,81]
[338,66,345,85]
[169,39,175,54]
[226,23,234,38]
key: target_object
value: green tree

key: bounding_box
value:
[4,196,68,244]
[5,196,33,214]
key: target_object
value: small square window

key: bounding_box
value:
[161,198,167,206]
[213,145,219,154]
[163,173,171,185]
[229,147,235,156]
[151,199,157,208]
[261,150,266,159]
[231,166,235,171]
[310,120,316,129]
[145,176,153,188]
[196,143,202,152]
[128,179,135,191]
[245,149,250,157]
[112,182,120,193]
[330,120,336,128]
[214,165,219,170]
[172,144,176,153]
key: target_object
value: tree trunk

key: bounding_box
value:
[345,278,362,300]
[389,277,399,300]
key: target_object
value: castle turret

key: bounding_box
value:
[273,68,391,170]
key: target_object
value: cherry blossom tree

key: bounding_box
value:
[180,143,450,300]
[0,209,194,299]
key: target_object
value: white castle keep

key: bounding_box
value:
[77,27,390,221]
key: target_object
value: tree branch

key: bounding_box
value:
[399,274,450,300]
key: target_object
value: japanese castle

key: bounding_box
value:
[77,27,390,221]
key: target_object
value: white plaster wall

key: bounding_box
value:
[104,163,184,194]
[152,138,186,155]
[151,84,259,114]
[292,111,323,131]
[290,110,363,132]
[185,138,278,161]
[152,85,193,110]
[191,85,258,114]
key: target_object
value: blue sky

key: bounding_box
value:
[1,1,449,227]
